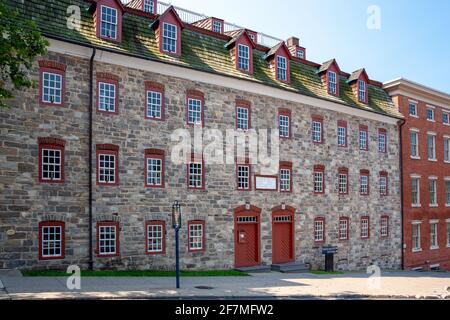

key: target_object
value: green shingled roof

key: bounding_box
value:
[7,0,403,119]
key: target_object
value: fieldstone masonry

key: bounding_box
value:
[0,51,402,271]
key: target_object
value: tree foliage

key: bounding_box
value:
[0,2,49,108]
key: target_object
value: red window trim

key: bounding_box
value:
[144,148,165,188]
[337,120,348,147]
[186,89,205,127]
[158,20,182,57]
[38,60,66,107]
[338,167,349,195]
[96,72,119,115]
[236,157,252,191]
[360,169,370,196]
[96,144,119,186]
[145,220,166,255]
[359,125,369,151]
[144,81,165,121]
[233,33,254,75]
[96,2,123,43]
[186,153,205,190]
[235,99,251,130]
[380,215,390,238]
[312,115,324,144]
[338,217,350,241]
[378,128,387,153]
[38,137,66,184]
[38,221,65,260]
[275,53,291,84]
[211,18,224,34]
[96,221,120,258]
[141,0,157,13]
[361,216,370,239]
[279,161,293,193]
[279,108,292,139]
[187,220,206,253]
[314,164,325,194]
[379,171,389,196]
[314,217,326,243]
[358,80,368,104]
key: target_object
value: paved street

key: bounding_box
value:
[0,270,449,300]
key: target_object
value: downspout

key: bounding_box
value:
[398,118,406,270]
[88,47,96,270]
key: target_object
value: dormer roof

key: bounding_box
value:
[318,59,340,74]
[263,42,291,60]
[224,29,256,49]
[93,0,124,11]
[348,68,369,83]
[150,5,184,30]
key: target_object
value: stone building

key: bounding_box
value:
[0,0,404,271]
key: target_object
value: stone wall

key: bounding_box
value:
[0,51,402,271]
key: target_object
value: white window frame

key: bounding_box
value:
[359,128,368,150]
[358,80,366,102]
[445,178,450,207]
[360,174,369,195]
[146,157,162,186]
[236,106,249,130]
[312,120,322,143]
[98,224,117,255]
[237,44,250,71]
[41,148,62,181]
[378,131,386,153]
[429,178,438,207]
[426,107,435,121]
[297,49,305,59]
[444,137,450,163]
[380,217,389,237]
[408,102,418,117]
[279,114,290,138]
[143,0,155,14]
[443,111,450,125]
[280,168,291,192]
[188,161,203,189]
[446,220,450,248]
[98,153,116,184]
[187,98,202,125]
[162,22,177,54]
[412,221,422,252]
[146,90,162,119]
[276,55,287,81]
[339,218,348,240]
[430,221,439,250]
[338,172,348,194]
[427,133,436,161]
[189,223,204,251]
[328,71,337,95]
[379,175,388,196]
[314,219,324,242]
[337,125,346,147]
[411,176,421,207]
[212,20,222,33]
[98,81,116,112]
[42,72,63,105]
[410,130,420,159]
[147,223,164,253]
[314,171,324,193]
[100,5,118,39]
[41,224,63,258]
[361,217,369,239]
[237,164,250,190]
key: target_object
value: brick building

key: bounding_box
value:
[0,0,403,271]
[384,78,450,271]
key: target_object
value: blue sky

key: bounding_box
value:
[166,0,450,93]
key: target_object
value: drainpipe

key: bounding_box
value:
[398,118,406,270]
[88,47,96,270]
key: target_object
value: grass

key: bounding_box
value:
[22,269,249,277]
[310,270,344,275]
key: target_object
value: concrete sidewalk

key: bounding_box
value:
[0,270,449,300]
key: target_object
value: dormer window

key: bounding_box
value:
[238,44,250,71]
[143,0,156,13]
[212,20,222,33]
[328,71,337,95]
[297,49,305,59]
[100,6,118,39]
[162,22,177,53]
[276,56,287,81]
[358,80,366,102]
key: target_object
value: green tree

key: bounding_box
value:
[0,2,49,108]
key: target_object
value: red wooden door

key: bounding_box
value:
[234,213,260,268]
[272,213,294,264]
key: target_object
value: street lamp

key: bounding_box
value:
[172,200,182,288]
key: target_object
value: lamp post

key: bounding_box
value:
[172,200,182,289]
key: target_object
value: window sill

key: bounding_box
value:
[412,204,422,208]
[409,115,419,118]
[410,156,421,160]
[430,246,439,250]
[429,204,439,208]
[427,119,435,122]
[428,158,437,162]
[412,248,422,253]
[444,161,450,164]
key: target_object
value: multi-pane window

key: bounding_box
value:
[445,180,450,206]
[236,106,249,130]
[411,177,420,206]
[430,222,438,249]
[147,222,164,253]
[314,219,325,242]
[378,129,387,153]
[444,138,450,162]
[147,91,162,119]
[410,131,419,157]
[312,120,322,143]
[162,22,177,53]
[338,171,348,195]
[41,148,62,181]
[412,223,421,251]
[380,216,389,237]
[212,20,222,33]
[297,49,305,59]
[98,153,116,184]
[358,80,366,102]
[337,124,347,147]
[146,158,162,187]
[98,223,118,256]
[100,6,117,39]
[328,71,337,95]
[188,161,203,189]
[426,107,435,121]
[427,134,436,160]
[42,72,62,104]
[187,98,202,125]
[379,173,388,196]
[339,218,348,240]
[98,82,116,112]
[409,103,417,117]
[279,114,290,138]
[360,172,369,195]
[361,217,370,239]
[40,222,63,259]
[443,112,450,125]
[237,165,250,190]
[314,169,324,193]
[237,44,250,71]
[429,179,437,206]
[359,127,368,150]
[276,56,287,81]
[188,222,204,251]
[280,168,291,192]
[143,0,155,13]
